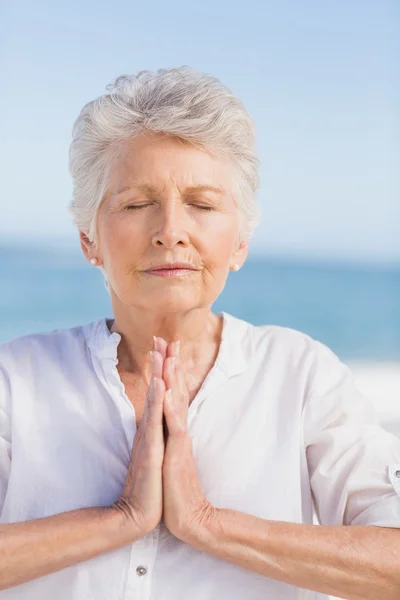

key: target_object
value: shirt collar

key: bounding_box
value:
[85,311,249,378]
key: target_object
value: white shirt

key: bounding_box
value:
[1,310,400,600]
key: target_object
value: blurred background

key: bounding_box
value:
[1,2,399,434]
[1,6,399,594]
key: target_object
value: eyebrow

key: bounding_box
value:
[114,183,226,197]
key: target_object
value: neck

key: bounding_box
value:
[107,305,223,377]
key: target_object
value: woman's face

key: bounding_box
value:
[85,131,247,313]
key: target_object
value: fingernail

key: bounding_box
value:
[149,350,153,365]
[153,336,158,351]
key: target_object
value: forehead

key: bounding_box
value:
[107,132,234,195]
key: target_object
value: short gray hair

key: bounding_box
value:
[68,66,261,286]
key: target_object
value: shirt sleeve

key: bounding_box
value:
[303,339,400,528]
[0,362,11,517]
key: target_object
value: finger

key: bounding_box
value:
[167,342,187,413]
[163,353,188,433]
[174,357,189,430]
[143,351,165,424]
[166,339,179,359]
[154,336,168,360]
[144,375,166,425]
[168,340,186,400]
[174,355,187,399]
[150,349,164,379]
[162,355,176,392]
[164,386,185,435]
[164,342,179,400]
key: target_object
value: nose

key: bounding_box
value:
[151,200,190,249]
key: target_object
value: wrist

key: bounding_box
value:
[183,505,222,551]
[108,501,147,544]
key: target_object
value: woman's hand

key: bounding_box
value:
[112,339,166,537]
[161,341,217,543]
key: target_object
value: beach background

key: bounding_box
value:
[1,245,399,600]
[1,239,399,438]
[2,2,399,598]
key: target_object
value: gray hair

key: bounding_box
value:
[68,66,261,289]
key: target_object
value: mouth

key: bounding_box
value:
[142,267,198,278]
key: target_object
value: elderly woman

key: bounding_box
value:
[1,67,400,600]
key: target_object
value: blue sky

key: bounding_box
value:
[1,0,398,263]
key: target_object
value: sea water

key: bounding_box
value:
[1,241,399,361]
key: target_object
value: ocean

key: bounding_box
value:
[1,241,399,361]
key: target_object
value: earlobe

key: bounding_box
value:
[79,231,92,255]
[229,241,247,272]
[79,231,100,266]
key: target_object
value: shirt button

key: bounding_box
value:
[395,470,400,478]
[136,565,147,576]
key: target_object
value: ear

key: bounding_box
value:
[79,230,100,264]
[230,241,249,269]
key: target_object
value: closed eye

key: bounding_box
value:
[126,204,214,211]
[189,205,214,211]
[126,204,151,210]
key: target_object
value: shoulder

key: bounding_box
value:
[0,319,101,381]
[234,313,319,363]
[229,312,345,388]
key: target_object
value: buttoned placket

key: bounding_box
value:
[121,363,245,598]
[123,525,160,598]
[91,345,161,599]
[86,312,249,599]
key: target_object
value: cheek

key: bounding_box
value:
[198,220,237,265]
[101,214,144,255]
[207,242,232,268]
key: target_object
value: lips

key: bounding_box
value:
[146,263,197,271]
[141,263,199,278]
[151,267,193,271]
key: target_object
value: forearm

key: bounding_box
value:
[187,508,400,600]
[0,505,140,591]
